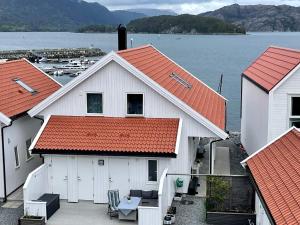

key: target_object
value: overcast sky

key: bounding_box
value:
[85,0,300,14]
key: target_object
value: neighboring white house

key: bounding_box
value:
[26,44,228,206]
[0,59,61,201]
[241,127,300,225]
[241,46,300,155]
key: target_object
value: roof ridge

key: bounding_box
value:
[269,45,300,54]
[117,44,152,53]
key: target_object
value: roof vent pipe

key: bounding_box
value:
[118,24,127,51]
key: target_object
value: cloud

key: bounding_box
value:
[86,0,300,14]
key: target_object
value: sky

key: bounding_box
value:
[86,0,300,14]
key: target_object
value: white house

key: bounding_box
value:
[0,59,61,201]
[241,127,300,225]
[26,44,228,208]
[241,46,300,155]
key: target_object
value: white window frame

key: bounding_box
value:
[289,95,300,127]
[126,93,144,117]
[146,159,158,184]
[25,138,33,161]
[14,146,20,169]
[86,92,104,115]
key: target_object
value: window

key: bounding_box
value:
[127,94,143,115]
[290,97,300,128]
[26,138,32,160]
[148,160,158,182]
[87,93,103,114]
[14,146,20,168]
[14,79,37,94]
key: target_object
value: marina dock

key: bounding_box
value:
[0,48,106,61]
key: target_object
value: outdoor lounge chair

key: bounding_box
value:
[107,190,120,219]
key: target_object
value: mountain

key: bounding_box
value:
[200,4,300,32]
[0,0,146,31]
[127,14,245,34]
[127,8,177,17]
[112,10,146,24]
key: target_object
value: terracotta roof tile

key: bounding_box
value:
[246,128,300,225]
[33,116,180,155]
[243,46,300,92]
[0,59,61,118]
[117,45,226,130]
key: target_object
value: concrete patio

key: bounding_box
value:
[47,201,137,225]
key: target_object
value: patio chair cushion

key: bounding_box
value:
[130,190,142,198]
[142,191,153,199]
[108,190,120,211]
[152,190,158,199]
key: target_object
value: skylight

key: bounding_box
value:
[170,72,192,89]
[14,78,37,94]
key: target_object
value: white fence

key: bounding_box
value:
[23,164,48,219]
[138,168,171,225]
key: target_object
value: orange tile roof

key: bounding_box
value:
[0,59,61,118]
[117,45,226,130]
[33,115,180,155]
[243,46,300,92]
[246,128,300,225]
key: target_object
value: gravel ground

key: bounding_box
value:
[0,202,23,225]
[172,195,211,225]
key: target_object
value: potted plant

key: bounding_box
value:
[19,210,45,225]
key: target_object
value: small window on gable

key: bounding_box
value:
[26,138,32,160]
[290,96,300,128]
[148,160,158,182]
[127,94,143,115]
[14,146,20,168]
[87,93,103,114]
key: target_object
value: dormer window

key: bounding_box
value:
[127,93,144,116]
[290,96,300,128]
[87,93,103,114]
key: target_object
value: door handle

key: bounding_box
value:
[77,176,81,181]
[109,177,112,183]
[64,176,68,181]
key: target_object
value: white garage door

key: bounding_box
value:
[77,157,94,200]
[51,156,68,199]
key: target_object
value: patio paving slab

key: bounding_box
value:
[0,201,23,225]
[47,201,137,225]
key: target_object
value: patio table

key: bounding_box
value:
[118,197,141,220]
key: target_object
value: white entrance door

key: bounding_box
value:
[94,158,109,203]
[51,156,68,199]
[109,159,130,199]
[77,157,94,200]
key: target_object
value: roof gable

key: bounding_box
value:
[118,45,226,130]
[0,59,61,119]
[243,127,300,225]
[243,46,300,92]
[28,48,228,139]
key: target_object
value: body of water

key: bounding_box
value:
[1,32,300,131]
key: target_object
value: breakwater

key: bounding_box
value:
[0,48,106,61]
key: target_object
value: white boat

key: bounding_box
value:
[54,60,87,73]
[53,70,64,76]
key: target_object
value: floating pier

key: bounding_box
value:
[0,48,106,61]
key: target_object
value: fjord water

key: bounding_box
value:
[1,32,300,131]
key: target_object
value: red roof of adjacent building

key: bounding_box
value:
[118,45,226,130]
[0,59,61,118]
[243,46,300,92]
[33,115,180,155]
[245,128,300,225]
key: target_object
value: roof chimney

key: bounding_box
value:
[118,24,127,51]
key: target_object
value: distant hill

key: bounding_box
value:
[0,0,146,31]
[126,8,177,17]
[200,4,300,32]
[127,14,246,34]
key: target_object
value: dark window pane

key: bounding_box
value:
[148,160,157,182]
[291,119,300,128]
[14,146,19,167]
[127,94,143,115]
[87,93,102,113]
[292,97,300,116]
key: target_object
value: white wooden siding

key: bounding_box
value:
[269,67,300,140]
[255,194,271,225]
[38,61,218,180]
[241,78,269,155]
[0,116,43,197]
